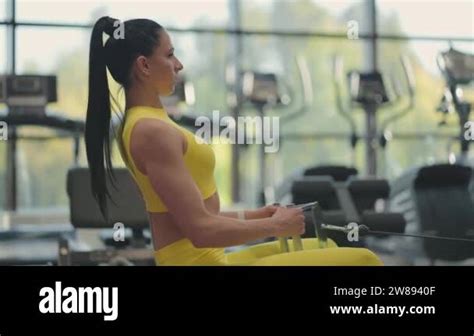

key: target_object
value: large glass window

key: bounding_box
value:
[17,27,89,118]
[13,28,87,210]
[241,0,369,34]
[0,27,6,209]
[375,1,473,178]
[17,0,229,28]
[169,32,228,117]
[377,39,474,178]
[0,0,6,20]
[2,0,473,211]
[0,27,6,207]
[0,27,6,73]
[13,26,233,209]
[0,27,7,117]
[377,0,474,38]
[0,0,7,20]
[238,33,366,204]
[16,136,78,210]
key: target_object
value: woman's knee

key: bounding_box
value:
[352,248,383,266]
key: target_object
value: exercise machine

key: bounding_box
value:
[388,48,474,264]
[273,53,414,203]
[390,164,474,264]
[277,173,405,249]
[436,47,473,165]
[238,56,313,206]
[333,54,415,177]
[0,74,82,265]
[58,167,154,266]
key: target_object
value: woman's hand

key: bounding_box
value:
[251,204,279,219]
[271,207,305,237]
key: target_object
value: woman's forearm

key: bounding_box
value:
[219,211,239,219]
[219,209,264,220]
[191,214,278,248]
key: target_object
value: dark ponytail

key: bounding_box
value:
[85,16,116,221]
[85,16,163,221]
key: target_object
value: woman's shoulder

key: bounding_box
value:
[123,106,188,159]
[129,115,187,160]
[130,116,182,145]
[123,107,174,136]
[125,106,169,124]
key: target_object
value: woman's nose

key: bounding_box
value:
[176,59,184,71]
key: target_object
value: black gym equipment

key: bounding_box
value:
[238,56,313,206]
[436,47,473,165]
[59,167,154,266]
[267,54,414,249]
[280,201,474,263]
[377,56,416,176]
[0,75,85,212]
[333,54,416,177]
[278,54,415,180]
[278,174,406,249]
[272,53,415,202]
[387,48,474,264]
[390,164,474,264]
[0,75,81,265]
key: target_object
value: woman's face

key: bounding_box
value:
[137,29,184,96]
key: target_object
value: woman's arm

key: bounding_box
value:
[130,119,304,248]
[220,205,278,220]
[216,190,277,219]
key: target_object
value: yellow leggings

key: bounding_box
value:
[154,237,383,266]
[226,238,383,266]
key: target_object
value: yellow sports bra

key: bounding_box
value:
[120,106,217,212]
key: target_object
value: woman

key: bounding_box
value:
[85,16,382,266]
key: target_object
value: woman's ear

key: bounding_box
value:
[135,55,150,76]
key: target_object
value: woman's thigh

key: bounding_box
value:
[247,247,383,266]
[225,238,381,266]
